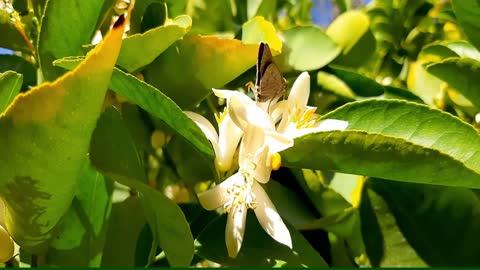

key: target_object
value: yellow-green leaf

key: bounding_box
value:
[117,15,192,72]
[0,14,128,252]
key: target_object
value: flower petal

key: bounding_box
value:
[216,113,243,172]
[197,173,242,210]
[315,119,349,131]
[286,119,349,138]
[264,130,294,153]
[288,72,310,107]
[184,111,220,156]
[225,203,248,258]
[212,89,247,100]
[252,181,292,249]
[252,144,271,184]
[228,94,275,131]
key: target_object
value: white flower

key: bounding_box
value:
[276,72,348,138]
[198,125,292,258]
[184,108,242,172]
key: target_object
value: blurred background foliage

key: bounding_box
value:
[2,0,480,267]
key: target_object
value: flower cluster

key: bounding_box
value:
[185,72,348,258]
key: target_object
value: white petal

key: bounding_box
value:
[239,125,265,168]
[264,130,294,153]
[216,113,243,172]
[226,203,248,258]
[315,119,349,131]
[212,89,248,100]
[288,72,310,107]
[197,173,242,210]
[252,144,271,184]
[228,95,275,131]
[252,181,292,249]
[184,111,220,156]
[270,100,287,123]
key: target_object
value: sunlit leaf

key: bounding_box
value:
[282,99,480,188]
[326,10,375,68]
[451,0,480,50]
[117,15,192,72]
[281,26,341,71]
[426,57,480,108]
[0,14,127,251]
[242,16,282,52]
[54,57,214,160]
[37,0,109,81]
[0,71,22,113]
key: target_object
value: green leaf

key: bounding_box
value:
[44,162,113,267]
[426,57,480,108]
[246,0,277,19]
[0,55,36,90]
[359,181,427,267]
[166,135,213,183]
[117,15,192,72]
[90,107,194,267]
[142,17,279,108]
[290,169,351,217]
[38,0,107,81]
[326,10,376,68]
[54,57,214,160]
[263,180,317,228]
[326,67,384,97]
[0,9,31,53]
[316,71,355,100]
[242,16,282,52]
[0,18,126,251]
[368,178,480,266]
[282,99,480,188]
[101,196,148,267]
[0,71,22,113]
[451,0,480,50]
[281,26,341,71]
[196,214,328,267]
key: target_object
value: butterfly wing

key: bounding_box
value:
[255,43,273,87]
[256,62,287,103]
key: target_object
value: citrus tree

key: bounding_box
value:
[1,0,480,267]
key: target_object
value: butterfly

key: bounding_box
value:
[248,43,287,104]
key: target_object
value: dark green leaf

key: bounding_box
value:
[359,181,427,267]
[196,213,328,267]
[101,196,148,267]
[90,107,194,267]
[369,179,480,266]
[0,55,36,90]
[0,9,30,53]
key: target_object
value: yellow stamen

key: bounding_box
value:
[271,153,282,170]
